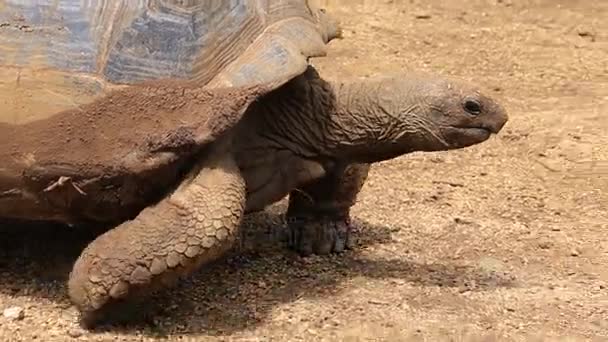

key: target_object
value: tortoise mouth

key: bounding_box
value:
[443,126,493,148]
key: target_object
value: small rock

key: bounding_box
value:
[454,217,473,225]
[67,329,83,338]
[577,30,596,41]
[3,306,25,320]
[414,13,432,19]
[570,249,580,257]
[458,286,471,293]
[368,299,389,306]
[538,240,552,249]
[478,256,506,274]
[592,319,608,329]
[430,156,445,163]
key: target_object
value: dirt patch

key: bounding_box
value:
[0,81,265,222]
[1,0,607,341]
[0,82,262,170]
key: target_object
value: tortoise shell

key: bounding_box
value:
[0,0,339,124]
[0,0,339,223]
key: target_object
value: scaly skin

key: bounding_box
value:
[285,163,370,255]
[237,67,508,255]
[68,146,246,327]
[67,67,508,327]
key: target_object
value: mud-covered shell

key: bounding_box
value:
[0,0,340,224]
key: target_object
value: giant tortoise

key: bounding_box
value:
[0,0,508,326]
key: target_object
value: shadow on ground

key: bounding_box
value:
[0,203,516,337]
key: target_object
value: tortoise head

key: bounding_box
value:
[327,73,509,162]
[402,75,509,150]
[309,5,342,41]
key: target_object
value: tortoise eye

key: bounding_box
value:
[464,99,481,115]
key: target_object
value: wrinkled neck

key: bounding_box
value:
[255,72,435,163]
[326,80,417,162]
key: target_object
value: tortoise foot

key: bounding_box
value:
[286,217,357,256]
[68,154,246,328]
[77,297,158,329]
[68,244,185,329]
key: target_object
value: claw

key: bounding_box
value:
[286,217,355,256]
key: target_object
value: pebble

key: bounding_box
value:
[3,306,25,320]
[538,240,552,249]
[478,256,506,273]
[368,299,390,306]
[414,13,432,19]
[67,328,83,338]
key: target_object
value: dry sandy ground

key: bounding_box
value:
[1,0,607,341]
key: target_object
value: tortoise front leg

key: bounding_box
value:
[68,153,246,327]
[286,163,370,256]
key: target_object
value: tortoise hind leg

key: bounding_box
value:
[286,163,370,256]
[68,153,246,327]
